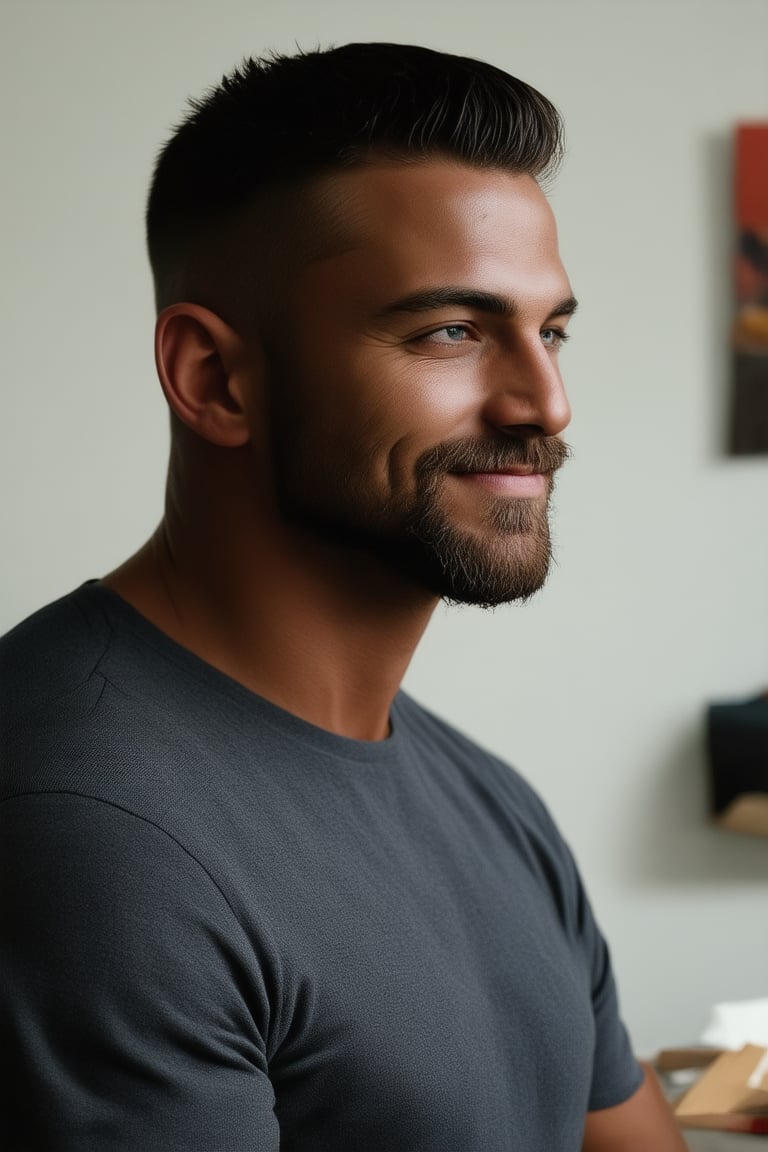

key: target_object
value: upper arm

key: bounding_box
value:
[582,1063,688,1152]
[0,792,279,1151]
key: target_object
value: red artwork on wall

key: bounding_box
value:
[731,124,768,453]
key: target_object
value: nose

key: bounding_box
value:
[481,344,571,439]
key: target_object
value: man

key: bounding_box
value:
[0,43,684,1151]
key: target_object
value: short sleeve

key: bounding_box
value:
[579,884,644,1111]
[0,792,279,1152]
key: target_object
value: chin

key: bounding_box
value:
[404,528,553,609]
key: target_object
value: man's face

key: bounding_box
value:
[260,160,574,608]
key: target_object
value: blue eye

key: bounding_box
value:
[426,325,470,344]
[541,327,569,349]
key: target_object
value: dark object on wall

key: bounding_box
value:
[708,696,768,834]
[730,123,768,455]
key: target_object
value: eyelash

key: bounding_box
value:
[540,327,570,349]
[416,325,571,348]
[419,325,473,345]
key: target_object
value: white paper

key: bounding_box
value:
[701,998,768,1050]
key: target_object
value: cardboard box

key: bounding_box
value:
[657,1045,768,1134]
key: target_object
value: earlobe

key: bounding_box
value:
[154,303,254,447]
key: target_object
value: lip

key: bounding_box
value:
[450,470,548,496]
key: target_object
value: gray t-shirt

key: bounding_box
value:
[0,583,641,1151]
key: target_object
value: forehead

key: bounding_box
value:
[299,160,570,311]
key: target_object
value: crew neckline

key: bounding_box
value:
[77,580,407,765]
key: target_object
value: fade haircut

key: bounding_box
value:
[147,42,564,311]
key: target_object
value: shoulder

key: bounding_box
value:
[1,583,112,721]
[0,583,192,811]
[1,586,116,791]
[395,690,562,832]
[394,691,579,892]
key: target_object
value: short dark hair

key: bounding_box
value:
[147,43,563,306]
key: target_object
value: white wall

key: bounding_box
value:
[3,0,768,1057]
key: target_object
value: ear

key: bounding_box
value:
[154,303,258,447]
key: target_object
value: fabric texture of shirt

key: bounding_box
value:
[0,583,642,1151]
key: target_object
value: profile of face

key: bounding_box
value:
[260,161,574,608]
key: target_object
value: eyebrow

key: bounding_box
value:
[375,288,579,321]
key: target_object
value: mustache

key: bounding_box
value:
[416,436,572,477]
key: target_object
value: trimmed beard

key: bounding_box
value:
[270,425,570,609]
[393,436,568,607]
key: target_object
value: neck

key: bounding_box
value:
[104,488,436,742]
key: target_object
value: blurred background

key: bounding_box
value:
[2,0,767,1058]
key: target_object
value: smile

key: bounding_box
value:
[449,471,549,496]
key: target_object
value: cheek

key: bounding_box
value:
[345,344,478,430]
[283,315,484,482]
[347,357,485,495]
[340,355,441,473]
